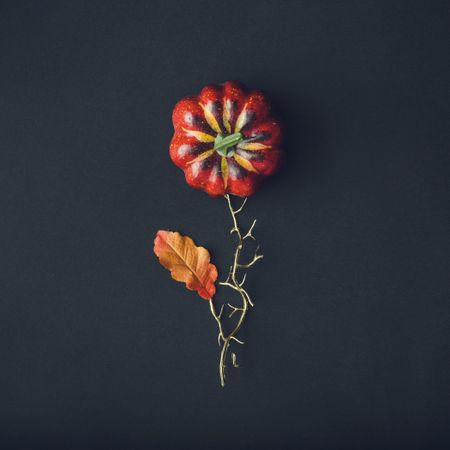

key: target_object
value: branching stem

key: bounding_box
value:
[209,194,263,386]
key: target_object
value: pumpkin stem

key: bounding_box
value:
[214,132,243,156]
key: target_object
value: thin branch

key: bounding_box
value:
[225,194,242,238]
[234,198,247,214]
[209,299,226,345]
[237,254,264,269]
[208,195,265,386]
[243,219,257,240]
[227,303,245,317]
[238,246,264,268]
[242,289,255,307]
[219,281,238,290]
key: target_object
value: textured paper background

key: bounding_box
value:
[1,1,449,449]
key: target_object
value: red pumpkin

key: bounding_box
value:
[169,81,283,197]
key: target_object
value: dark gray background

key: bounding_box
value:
[1,1,449,449]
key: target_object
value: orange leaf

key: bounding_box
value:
[153,230,217,300]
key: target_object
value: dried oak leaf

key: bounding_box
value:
[153,230,217,300]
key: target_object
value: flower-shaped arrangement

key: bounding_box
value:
[154,81,283,386]
[170,81,283,197]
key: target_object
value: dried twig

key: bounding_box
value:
[209,194,263,386]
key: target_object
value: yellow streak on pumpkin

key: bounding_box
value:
[221,157,228,188]
[199,103,222,134]
[233,154,258,173]
[223,99,232,133]
[237,142,271,151]
[182,128,215,143]
[186,149,215,165]
[234,103,248,133]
